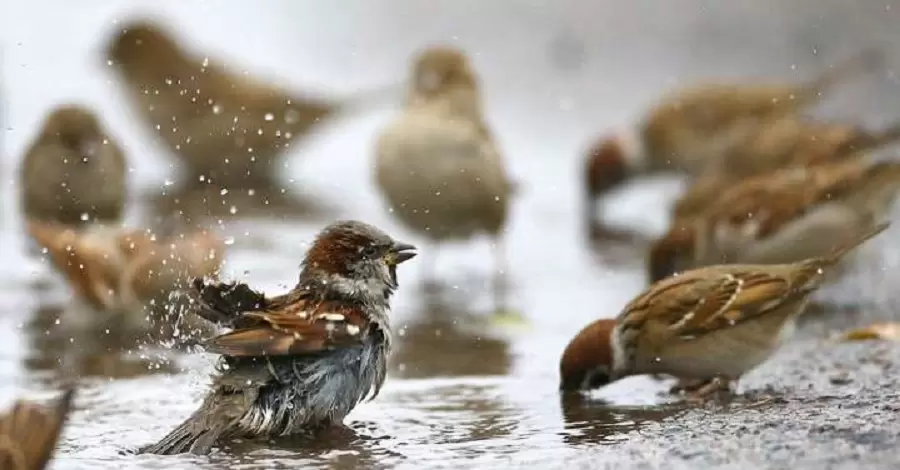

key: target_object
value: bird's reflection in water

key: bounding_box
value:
[23,304,180,384]
[558,393,686,446]
[146,179,339,223]
[389,383,520,449]
[390,284,512,379]
[213,421,400,470]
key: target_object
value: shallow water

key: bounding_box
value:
[4,1,900,469]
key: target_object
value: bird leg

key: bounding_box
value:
[670,376,733,400]
[489,235,529,326]
[492,235,510,314]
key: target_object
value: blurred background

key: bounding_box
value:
[3,1,900,469]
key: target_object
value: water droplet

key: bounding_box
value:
[80,213,90,221]
[229,206,238,215]
[212,104,222,115]
[220,188,229,196]
[223,237,235,245]
[264,112,274,121]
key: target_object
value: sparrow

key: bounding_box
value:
[671,117,900,220]
[140,220,416,455]
[560,222,889,398]
[649,159,900,283]
[105,19,396,188]
[19,105,127,227]
[583,49,883,229]
[27,220,225,339]
[374,46,515,309]
[0,388,75,470]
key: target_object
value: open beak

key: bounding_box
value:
[389,242,417,265]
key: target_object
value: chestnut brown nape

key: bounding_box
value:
[647,225,695,283]
[559,318,617,392]
[584,138,630,199]
[301,220,399,277]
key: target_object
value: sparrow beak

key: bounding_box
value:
[388,242,417,265]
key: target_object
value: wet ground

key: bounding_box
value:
[4,1,900,469]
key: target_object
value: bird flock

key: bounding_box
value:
[3,17,900,468]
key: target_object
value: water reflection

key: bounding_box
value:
[390,286,512,379]
[389,382,520,450]
[558,393,686,446]
[207,422,400,470]
[23,304,180,383]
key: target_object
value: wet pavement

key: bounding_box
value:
[4,1,900,469]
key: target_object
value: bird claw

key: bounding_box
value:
[670,377,733,402]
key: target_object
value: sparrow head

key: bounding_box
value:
[647,222,696,283]
[105,20,183,76]
[559,318,617,392]
[584,129,645,200]
[410,46,478,98]
[39,105,104,155]
[301,220,417,301]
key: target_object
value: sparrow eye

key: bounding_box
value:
[362,245,379,258]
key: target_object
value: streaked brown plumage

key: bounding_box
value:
[140,220,415,455]
[0,389,74,470]
[105,19,394,187]
[649,160,900,283]
[672,117,900,219]
[561,223,889,397]
[375,46,515,302]
[28,221,225,338]
[20,105,126,226]
[583,50,883,229]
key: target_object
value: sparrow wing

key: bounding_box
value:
[620,267,801,341]
[0,389,74,470]
[203,302,370,357]
[27,221,121,310]
[192,278,273,325]
[701,160,866,240]
[192,278,371,357]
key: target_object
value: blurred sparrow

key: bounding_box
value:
[672,117,900,220]
[583,50,883,229]
[649,160,900,282]
[0,388,74,470]
[140,220,416,455]
[560,222,889,397]
[375,46,515,309]
[105,19,396,187]
[28,221,225,338]
[20,105,126,227]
